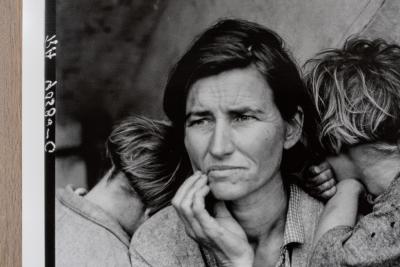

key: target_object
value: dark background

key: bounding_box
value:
[55,0,400,189]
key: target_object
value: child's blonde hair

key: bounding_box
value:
[306,38,400,154]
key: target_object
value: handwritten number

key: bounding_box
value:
[45,35,58,48]
[45,91,54,99]
[45,80,57,91]
[45,108,56,117]
[45,141,56,153]
[46,118,53,127]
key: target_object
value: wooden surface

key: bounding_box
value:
[0,0,22,266]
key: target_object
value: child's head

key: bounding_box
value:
[306,38,400,155]
[106,116,186,216]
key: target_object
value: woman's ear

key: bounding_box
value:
[283,107,304,150]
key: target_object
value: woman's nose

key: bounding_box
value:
[208,121,234,159]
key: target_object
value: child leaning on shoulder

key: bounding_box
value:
[305,38,400,266]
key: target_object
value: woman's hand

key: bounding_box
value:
[304,161,337,200]
[172,172,254,267]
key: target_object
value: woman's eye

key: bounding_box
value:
[187,118,209,127]
[233,114,254,122]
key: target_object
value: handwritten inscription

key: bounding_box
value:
[45,34,57,153]
[44,80,56,153]
[45,35,58,60]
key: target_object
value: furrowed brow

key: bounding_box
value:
[228,107,264,115]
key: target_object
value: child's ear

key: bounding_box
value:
[284,107,304,150]
[144,208,151,219]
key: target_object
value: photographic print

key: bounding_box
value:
[50,1,400,266]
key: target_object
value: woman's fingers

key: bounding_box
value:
[176,180,254,266]
[192,185,223,232]
[195,199,253,265]
[191,185,221,239]
[172,173,208,239]
[192,185,211,220]
[180,175,208,233]
[179,175,207,216]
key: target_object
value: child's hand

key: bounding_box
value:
[305,161,337,200]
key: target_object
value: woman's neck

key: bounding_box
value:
[228,173,288,245]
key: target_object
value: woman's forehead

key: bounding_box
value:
[185,67,274,112]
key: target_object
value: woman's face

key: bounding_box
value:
[184,67,302,201]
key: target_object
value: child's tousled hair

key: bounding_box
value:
[306,38,400,154]
[106,116,188,215]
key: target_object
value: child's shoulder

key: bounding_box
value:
[309,179,400,267]
[373,173,400,212]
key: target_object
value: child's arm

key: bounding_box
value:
[314,179,365,244]
[309,177,400,267]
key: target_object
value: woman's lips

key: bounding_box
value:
[207,166,244,178]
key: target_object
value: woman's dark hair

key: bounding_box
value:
[106,116,187,215]
[163,19,319,174]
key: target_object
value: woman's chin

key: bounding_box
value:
[210,183,246,201]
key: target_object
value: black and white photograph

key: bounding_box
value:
[52,1,400,266]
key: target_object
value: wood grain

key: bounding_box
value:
[0,0,22,266]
